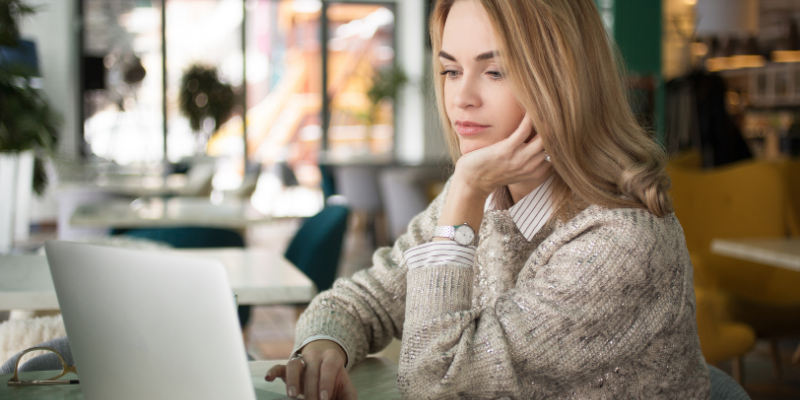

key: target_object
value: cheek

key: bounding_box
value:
[443,82,455,118]
[492,94,525,136]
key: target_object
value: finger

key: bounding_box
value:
[518,133,545,159]
[303,353,323,400]
[318,351,345,400]
[265,364,286,382]
[285,358,305,398]
[507,113,534,146]
[507,135,545,175]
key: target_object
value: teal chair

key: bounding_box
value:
[285,205,349,293]
[112,227,245,249]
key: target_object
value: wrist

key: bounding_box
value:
[450,174,491,202]
[436,177,488,236]
[302,339,347,363]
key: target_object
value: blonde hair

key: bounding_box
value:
[430,0,672,218]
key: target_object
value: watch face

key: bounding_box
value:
[454,225,474,245]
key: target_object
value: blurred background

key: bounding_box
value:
[1,1,799,398]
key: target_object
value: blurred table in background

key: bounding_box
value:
[0,248,316,311]
[70,197,272,229]
[69,194,322,230]
[711,238,800,272]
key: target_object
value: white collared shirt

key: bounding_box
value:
[404,175,555,270]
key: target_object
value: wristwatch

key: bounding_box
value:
[433,223,477,246]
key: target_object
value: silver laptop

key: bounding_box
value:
[44,240,257,400]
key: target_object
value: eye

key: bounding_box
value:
[487,71,504,80]
[440,69,461,79]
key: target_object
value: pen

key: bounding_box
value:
[7,379,80,386]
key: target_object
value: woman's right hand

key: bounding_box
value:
[453,113,551,199]
[265,340,357,400]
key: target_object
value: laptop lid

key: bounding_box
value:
[44,240,256,400]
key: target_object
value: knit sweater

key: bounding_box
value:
[294,182,711,399]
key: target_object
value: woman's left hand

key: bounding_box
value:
[265,343,357,400]
[453,113,551,199]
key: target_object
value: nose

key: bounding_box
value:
[452,75,481,109]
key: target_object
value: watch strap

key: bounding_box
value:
[432,225,456,240]
[432,223,478,246]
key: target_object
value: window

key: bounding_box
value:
[80,0,399,182]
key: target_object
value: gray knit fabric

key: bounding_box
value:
[295,182,711,399]
[0,336,73,375]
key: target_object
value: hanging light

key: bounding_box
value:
[696,0,759,38]
[772,20,800,63]
[705,37,731,72]
[729,36,766,69]
[696,0,763,71]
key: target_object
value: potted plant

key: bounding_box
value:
[0,0,60,251]
[178,64,235,155]
[366,65,408,125]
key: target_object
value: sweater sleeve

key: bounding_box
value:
[398,212,684,399]
[292,180,451,369]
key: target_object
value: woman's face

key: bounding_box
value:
[441,0,526,155]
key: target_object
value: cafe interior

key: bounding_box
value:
[0,0,799,398]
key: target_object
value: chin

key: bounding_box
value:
[459,142,486,155]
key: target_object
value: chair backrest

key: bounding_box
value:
[116,227,245,249]
[668,157,789,253]
[334,166,381,212]
[668,152,800,304]
[781,159,800,235]
[284,205,349,293]
[707,364,751,400]
[378,168,433,243]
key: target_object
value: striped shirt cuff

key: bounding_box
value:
[404,241,476,270]
[293,334,353,369]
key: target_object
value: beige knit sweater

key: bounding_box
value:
[295,183,711,399]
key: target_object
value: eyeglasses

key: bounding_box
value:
[6,347,79,387]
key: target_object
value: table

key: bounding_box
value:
[57,174,190,198]
[69,197,275,230]
[69,191,324,230]
[0,357,401,399]
[710,238,800,272]
[0,248,316,311]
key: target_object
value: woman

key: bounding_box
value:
[266,0,710,398]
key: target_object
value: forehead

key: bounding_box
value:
[441,1,498,58]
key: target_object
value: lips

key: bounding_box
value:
[454,120,490,136]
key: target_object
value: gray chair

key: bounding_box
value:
[708,363,751,400]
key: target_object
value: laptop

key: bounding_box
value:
[44,240,258,400]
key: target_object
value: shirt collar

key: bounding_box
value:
[485,175,555,241]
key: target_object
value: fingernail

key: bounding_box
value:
[321,389,329,400]
[288,386,297,397]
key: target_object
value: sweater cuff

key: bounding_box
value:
[406,265,474,317]
[292,334,353,369]
[404,241,476,270]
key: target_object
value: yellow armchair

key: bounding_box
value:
[668,151,800,374]
[668,153,800,305]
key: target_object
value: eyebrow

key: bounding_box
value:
[438,50,498,62]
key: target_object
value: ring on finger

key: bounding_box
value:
[290,353,306,369]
